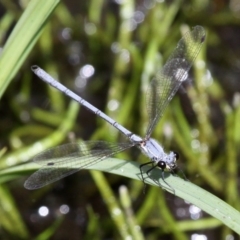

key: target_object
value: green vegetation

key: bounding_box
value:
[0,0,239,239]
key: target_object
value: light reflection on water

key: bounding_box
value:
[38,206,49,217]
[191,233,207,240]
[59,204,70,214]
[189,204,202,220]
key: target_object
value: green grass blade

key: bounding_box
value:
[2,157,240,235]
[0,184,29,238]
[83,159,240,235]
[0,0,59,99]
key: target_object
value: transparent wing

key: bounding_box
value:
[145,26,205,137]
[24,141,134,190]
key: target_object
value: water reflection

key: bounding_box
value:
[133,11,145,23]
[75,64,95,90]
[189,205,202,220]
[191,233,207,240]
[59,204,70,214]
[79,64,95,78]
[38,206,49,217]
[61,28,72,40]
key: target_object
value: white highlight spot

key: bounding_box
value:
[191,233,207,240]
[203,70,213,87]
[133,11,145,23]
[61,28,72,40]
[59,204,70,214]
[233,92,240,108]
[196,60,205,69]
[38,206,49,217]
[175,68,188,82]
[79,64,95,78]
[189,205,202,220]
[6,157,17,166]
[163,123,173,137]
[226,234,234,240]
[144,0,156,9]
[32,142,45,152]
[107,99,119,111]
[112,208,122,216]
[114,0,125,4]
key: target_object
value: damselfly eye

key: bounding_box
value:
[173,151,179,160]
[158,161,166,170]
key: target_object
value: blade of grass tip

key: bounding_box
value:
[119,185,145,240]
[35,217,63,240]
[90,170,131,239]
[84,205,100,240]
[0,0,59,99]
[177,218,222,232]
[0,147,7,158]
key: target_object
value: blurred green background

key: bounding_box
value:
[0,0,240,239]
